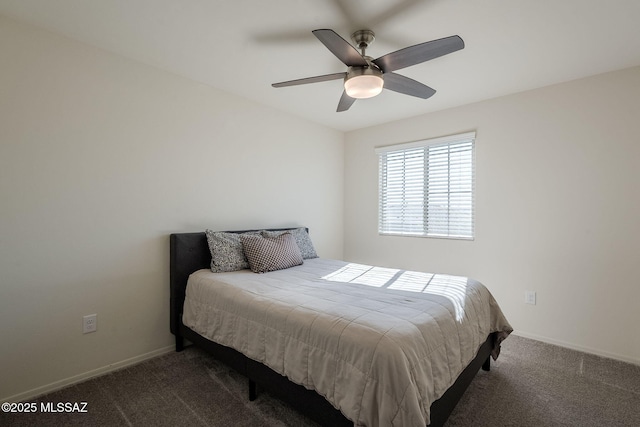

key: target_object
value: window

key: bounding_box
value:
[376,132,475,239]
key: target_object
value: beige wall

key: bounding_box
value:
[0,16,344,400]
[345,66,640,364]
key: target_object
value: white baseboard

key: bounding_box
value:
[512,331,640,366]
[2,345,175,403]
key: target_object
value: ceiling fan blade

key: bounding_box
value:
[272,72,346,88]
[337,91,356,112]
[383,73,436,99]
[373,35,464,73]
[312,29,368,67]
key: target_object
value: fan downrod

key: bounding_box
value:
[351,29,375,56]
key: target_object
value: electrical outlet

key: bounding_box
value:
[525,291,536,305]
[83,314,97,334]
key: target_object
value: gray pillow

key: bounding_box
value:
[261,227,318,259]
[205,230,260,273]
[240,232,303,273]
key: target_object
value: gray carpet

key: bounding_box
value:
[2,335,639,426]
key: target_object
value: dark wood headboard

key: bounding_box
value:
[169,228,307,336]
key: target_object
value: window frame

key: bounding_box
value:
[375,131,476,240]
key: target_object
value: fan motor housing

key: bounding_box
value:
[345,65,382,80]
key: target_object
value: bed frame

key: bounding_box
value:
[170,230,495,427]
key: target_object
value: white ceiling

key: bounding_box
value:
[1,0,639,132]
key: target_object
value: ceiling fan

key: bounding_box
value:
[272,29,464,112]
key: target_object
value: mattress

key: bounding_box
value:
[182,258,512,426]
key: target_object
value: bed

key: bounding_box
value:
[170,228,512,427]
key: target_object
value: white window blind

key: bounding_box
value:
[376,132,475,239]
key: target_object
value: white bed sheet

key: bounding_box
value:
[182,258,512,426]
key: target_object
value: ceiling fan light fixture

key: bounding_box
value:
[344,67,383,99]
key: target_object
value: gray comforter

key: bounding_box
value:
[182,258,512,426]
